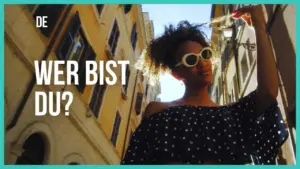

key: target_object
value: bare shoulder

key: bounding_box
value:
[142,101,169,119]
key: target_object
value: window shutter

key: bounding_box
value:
[131,23,137,49]
[135,92,143,115]
[56,11,81,60]
[89,79,107,118]
[96,5,104,16]
[108,20,119,57]
[123,65,130,94]
[111,111,122,146]
[77,45,96,93]
[124,5,132,14]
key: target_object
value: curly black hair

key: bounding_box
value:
[135,20,210,85]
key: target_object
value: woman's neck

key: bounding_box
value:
[182,85,217,106]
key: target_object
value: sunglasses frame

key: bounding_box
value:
[174,47,214,68]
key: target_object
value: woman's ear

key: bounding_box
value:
[171,70,183,81]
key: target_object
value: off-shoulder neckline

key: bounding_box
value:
[145,104,235,119]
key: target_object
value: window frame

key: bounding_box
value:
[89,75,108,118]
[111,110,122,146]
[108,19,120,57]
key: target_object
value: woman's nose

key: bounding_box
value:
[197,57,207,68]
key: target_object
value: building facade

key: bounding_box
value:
[4,4,158,164]
[210,4,296,164]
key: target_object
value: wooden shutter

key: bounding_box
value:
[111,111,121,146]
[135,92,143,115]
[131,23,137,50]
[76,44,96,93]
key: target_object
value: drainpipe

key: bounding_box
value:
[121,70,139,160]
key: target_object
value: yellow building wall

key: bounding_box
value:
[5,4,151,163]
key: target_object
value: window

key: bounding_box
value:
[56,12,96,93]
[131,23,138,50]
[135,92,143,115]
[108,20,120,57]
[111,110,121,146]
[130,130,133,141]
[122,65,131,94]
[145,84,149,97]
[77,45,96,92]
[89,78,107,118]
[233,74,239,99]
[241,52,249,82]
[96,5,104,17]
[247,39,254,65]
[69,163,79,165]
[124,4,132,14]
[25,5,65,37]
[56,12,81,60]
[15,133,45,164]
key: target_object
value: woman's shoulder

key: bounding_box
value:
[142,101,172,119]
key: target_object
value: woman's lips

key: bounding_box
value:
[198,70,211,76]
[197,67,211,76]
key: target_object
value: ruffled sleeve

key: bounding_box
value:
[121,119,153,164]
[232,89,289,164]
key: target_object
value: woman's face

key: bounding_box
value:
[172,41,213,88]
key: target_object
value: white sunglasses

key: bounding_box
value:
[174,47,214,67]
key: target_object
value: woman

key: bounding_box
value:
[121,5,288,165]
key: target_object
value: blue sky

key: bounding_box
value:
[141,4,213,102]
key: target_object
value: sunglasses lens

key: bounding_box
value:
[202,49,213,60]
[185,54,198,66]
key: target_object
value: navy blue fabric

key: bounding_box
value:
[121,90,289,164]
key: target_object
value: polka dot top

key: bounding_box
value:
[121,90,289,165]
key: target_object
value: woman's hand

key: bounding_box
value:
[232,5,266,30]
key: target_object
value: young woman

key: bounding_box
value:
[121,5,288,165]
